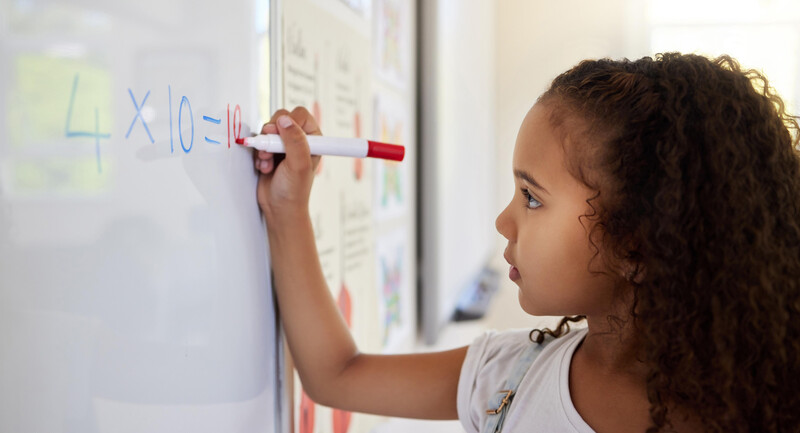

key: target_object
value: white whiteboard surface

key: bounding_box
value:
[0,1,280,432]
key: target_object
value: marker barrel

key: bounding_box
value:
[243,134,404,161]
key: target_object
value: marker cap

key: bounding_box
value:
[367,141,405,162]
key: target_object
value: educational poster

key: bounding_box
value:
[283,1,375,433]
[283,16,324,123]
[334,174,377,433]
[340,164,378,353]
[283,0,414,431]
[327,22,371,146]
[332,21,377,366]
[372,92,409,220]
[373,0,410,90]
[283,4,337,433]
[370,0,415,359]
[283,0,344,292]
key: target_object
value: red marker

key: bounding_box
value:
[236,135,404,162]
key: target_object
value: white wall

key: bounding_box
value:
[419,0,497,344]
[492,0,649,251]
[491,0,800,254]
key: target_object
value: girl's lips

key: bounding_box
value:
[509,265,520,280]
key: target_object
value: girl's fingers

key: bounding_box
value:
[289,106,322,136]
[252,144,275,174]
[268,109,291,125]
[255,108,319,175]
[261,123,278,135]
[255,158,272,174]
[252,147,274,163]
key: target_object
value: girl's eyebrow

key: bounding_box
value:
[514,169,550,195]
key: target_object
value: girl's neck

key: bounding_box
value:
[580,313,647,379]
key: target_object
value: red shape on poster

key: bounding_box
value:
[337,284,352,327]
[353,158,363,181]
[333,284,353,432]
[333,408,352,433]
[299,389,315,433]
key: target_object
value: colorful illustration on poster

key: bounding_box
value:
[373,0,409,89]
[379,1,401,75]
[375,228,410,352]
[380,162,401,206]
[379,250,402,347]
[373,93,407,220]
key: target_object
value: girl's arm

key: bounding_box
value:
[269,210,466,419]
[255,107,467,420]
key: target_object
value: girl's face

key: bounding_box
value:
[496,103,618,317]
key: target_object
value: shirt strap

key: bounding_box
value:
[481,335,553,433]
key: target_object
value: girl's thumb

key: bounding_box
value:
[276,115,313,174]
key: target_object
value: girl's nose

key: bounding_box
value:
[495,203,515,241]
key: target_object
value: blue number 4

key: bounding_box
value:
[65,73,111,174]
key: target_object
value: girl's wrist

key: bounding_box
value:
[263,202,309,225]
[265,209,313,240]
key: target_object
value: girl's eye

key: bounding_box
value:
[521,188,542,209]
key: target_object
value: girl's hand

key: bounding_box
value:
[254,107,322,223]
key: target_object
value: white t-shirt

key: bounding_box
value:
[457,327,594,433]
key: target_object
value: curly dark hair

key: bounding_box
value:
[530,53,800,432]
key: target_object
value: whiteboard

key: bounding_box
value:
[0,1,282,432]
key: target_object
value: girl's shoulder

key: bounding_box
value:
[463,326,587,374]
[457,326,591,433]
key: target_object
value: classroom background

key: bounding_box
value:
[1,1,799,433]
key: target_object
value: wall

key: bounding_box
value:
[419,0,497,344]
[493,0,649,251]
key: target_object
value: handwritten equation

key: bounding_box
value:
[65,73,245,173]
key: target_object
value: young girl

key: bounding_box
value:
[253,53,800,433]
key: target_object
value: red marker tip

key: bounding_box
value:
[235,138,246,145]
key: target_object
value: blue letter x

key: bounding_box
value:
[125,88,154,143]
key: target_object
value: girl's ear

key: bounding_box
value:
[621,261,645,284]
